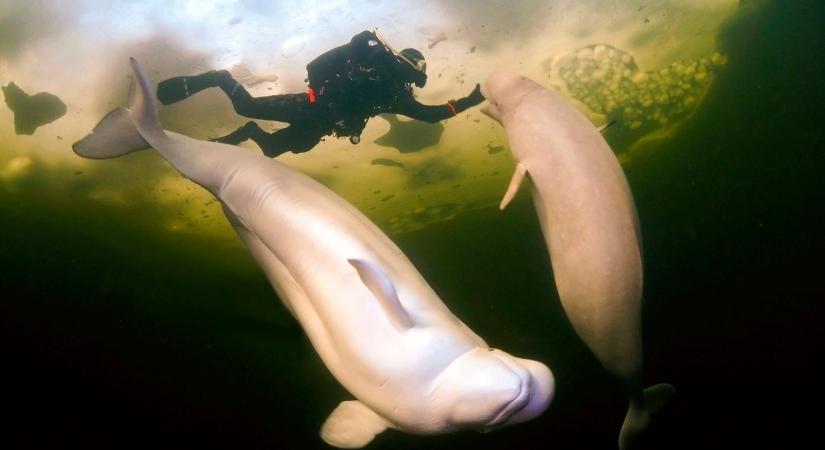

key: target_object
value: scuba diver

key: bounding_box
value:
[156,29,486,158]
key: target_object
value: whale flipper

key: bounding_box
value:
[321,400,389,448]
[499,163,527,210]
[619,383,676,450]
[349,259,413,331]
[643,383,676,413]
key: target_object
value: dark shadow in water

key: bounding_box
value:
[2,82,67,135]
[370,158,405,168]
[374,114,444,153]
[623,1,825,449]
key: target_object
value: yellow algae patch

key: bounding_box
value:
[87,187,131,207]
[1,155,33,181]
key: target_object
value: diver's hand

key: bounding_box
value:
[453,83,485,112]
[465,83,484,106]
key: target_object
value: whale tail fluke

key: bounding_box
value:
[72,107,148,159]
[73,57,165,159]
[618,383,675,450]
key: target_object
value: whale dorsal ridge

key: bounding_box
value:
[500,162,528,210]
[348,258,414,331]
[321,400,389,448]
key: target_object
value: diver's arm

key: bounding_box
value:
[391,84,485,123]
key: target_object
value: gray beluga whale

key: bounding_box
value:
[480,71,674,450]
[73,59,554,448]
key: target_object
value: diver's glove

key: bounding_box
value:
[451,84,485,113]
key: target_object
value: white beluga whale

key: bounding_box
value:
[73,59,554,448]
[480,71,674,449]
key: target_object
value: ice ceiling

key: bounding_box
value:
[0,0,744,236]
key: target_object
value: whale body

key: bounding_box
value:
[73,60,554,448]
[481,71,673,449]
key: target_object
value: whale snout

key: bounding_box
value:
[485,370,529,427]
[502,357,555,425]
[483,353,555,429]
[439,348,554,431]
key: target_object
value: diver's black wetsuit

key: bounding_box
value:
[157,30,484,157]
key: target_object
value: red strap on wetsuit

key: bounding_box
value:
[446,101,457,116]
[307,87,317,104]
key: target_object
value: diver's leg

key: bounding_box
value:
[156,70,234,105]
[211,121,260,146]
[220,85,311,124]
[157,70,311,124]
[246,124,325,158]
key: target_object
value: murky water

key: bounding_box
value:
[1,1,823,449]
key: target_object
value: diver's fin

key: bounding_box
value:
[348,259,413,331]
[320,400,389,448]
[500,163,527,210]
[618,383,676,450]
[72,107,148,159]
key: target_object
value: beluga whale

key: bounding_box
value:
[73,59,554,448]
[480,71,674,449]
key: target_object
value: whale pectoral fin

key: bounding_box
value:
[348,259,413,331]
[598,119,617,133]
[500,163,528,210]
[320,400,389,448]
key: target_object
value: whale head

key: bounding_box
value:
[432,347,554,431]
[481,71,540,124]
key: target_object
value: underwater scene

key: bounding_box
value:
[1,0,823,449]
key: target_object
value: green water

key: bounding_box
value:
[2,1,824,449]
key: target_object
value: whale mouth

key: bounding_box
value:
[484,360,531,429]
